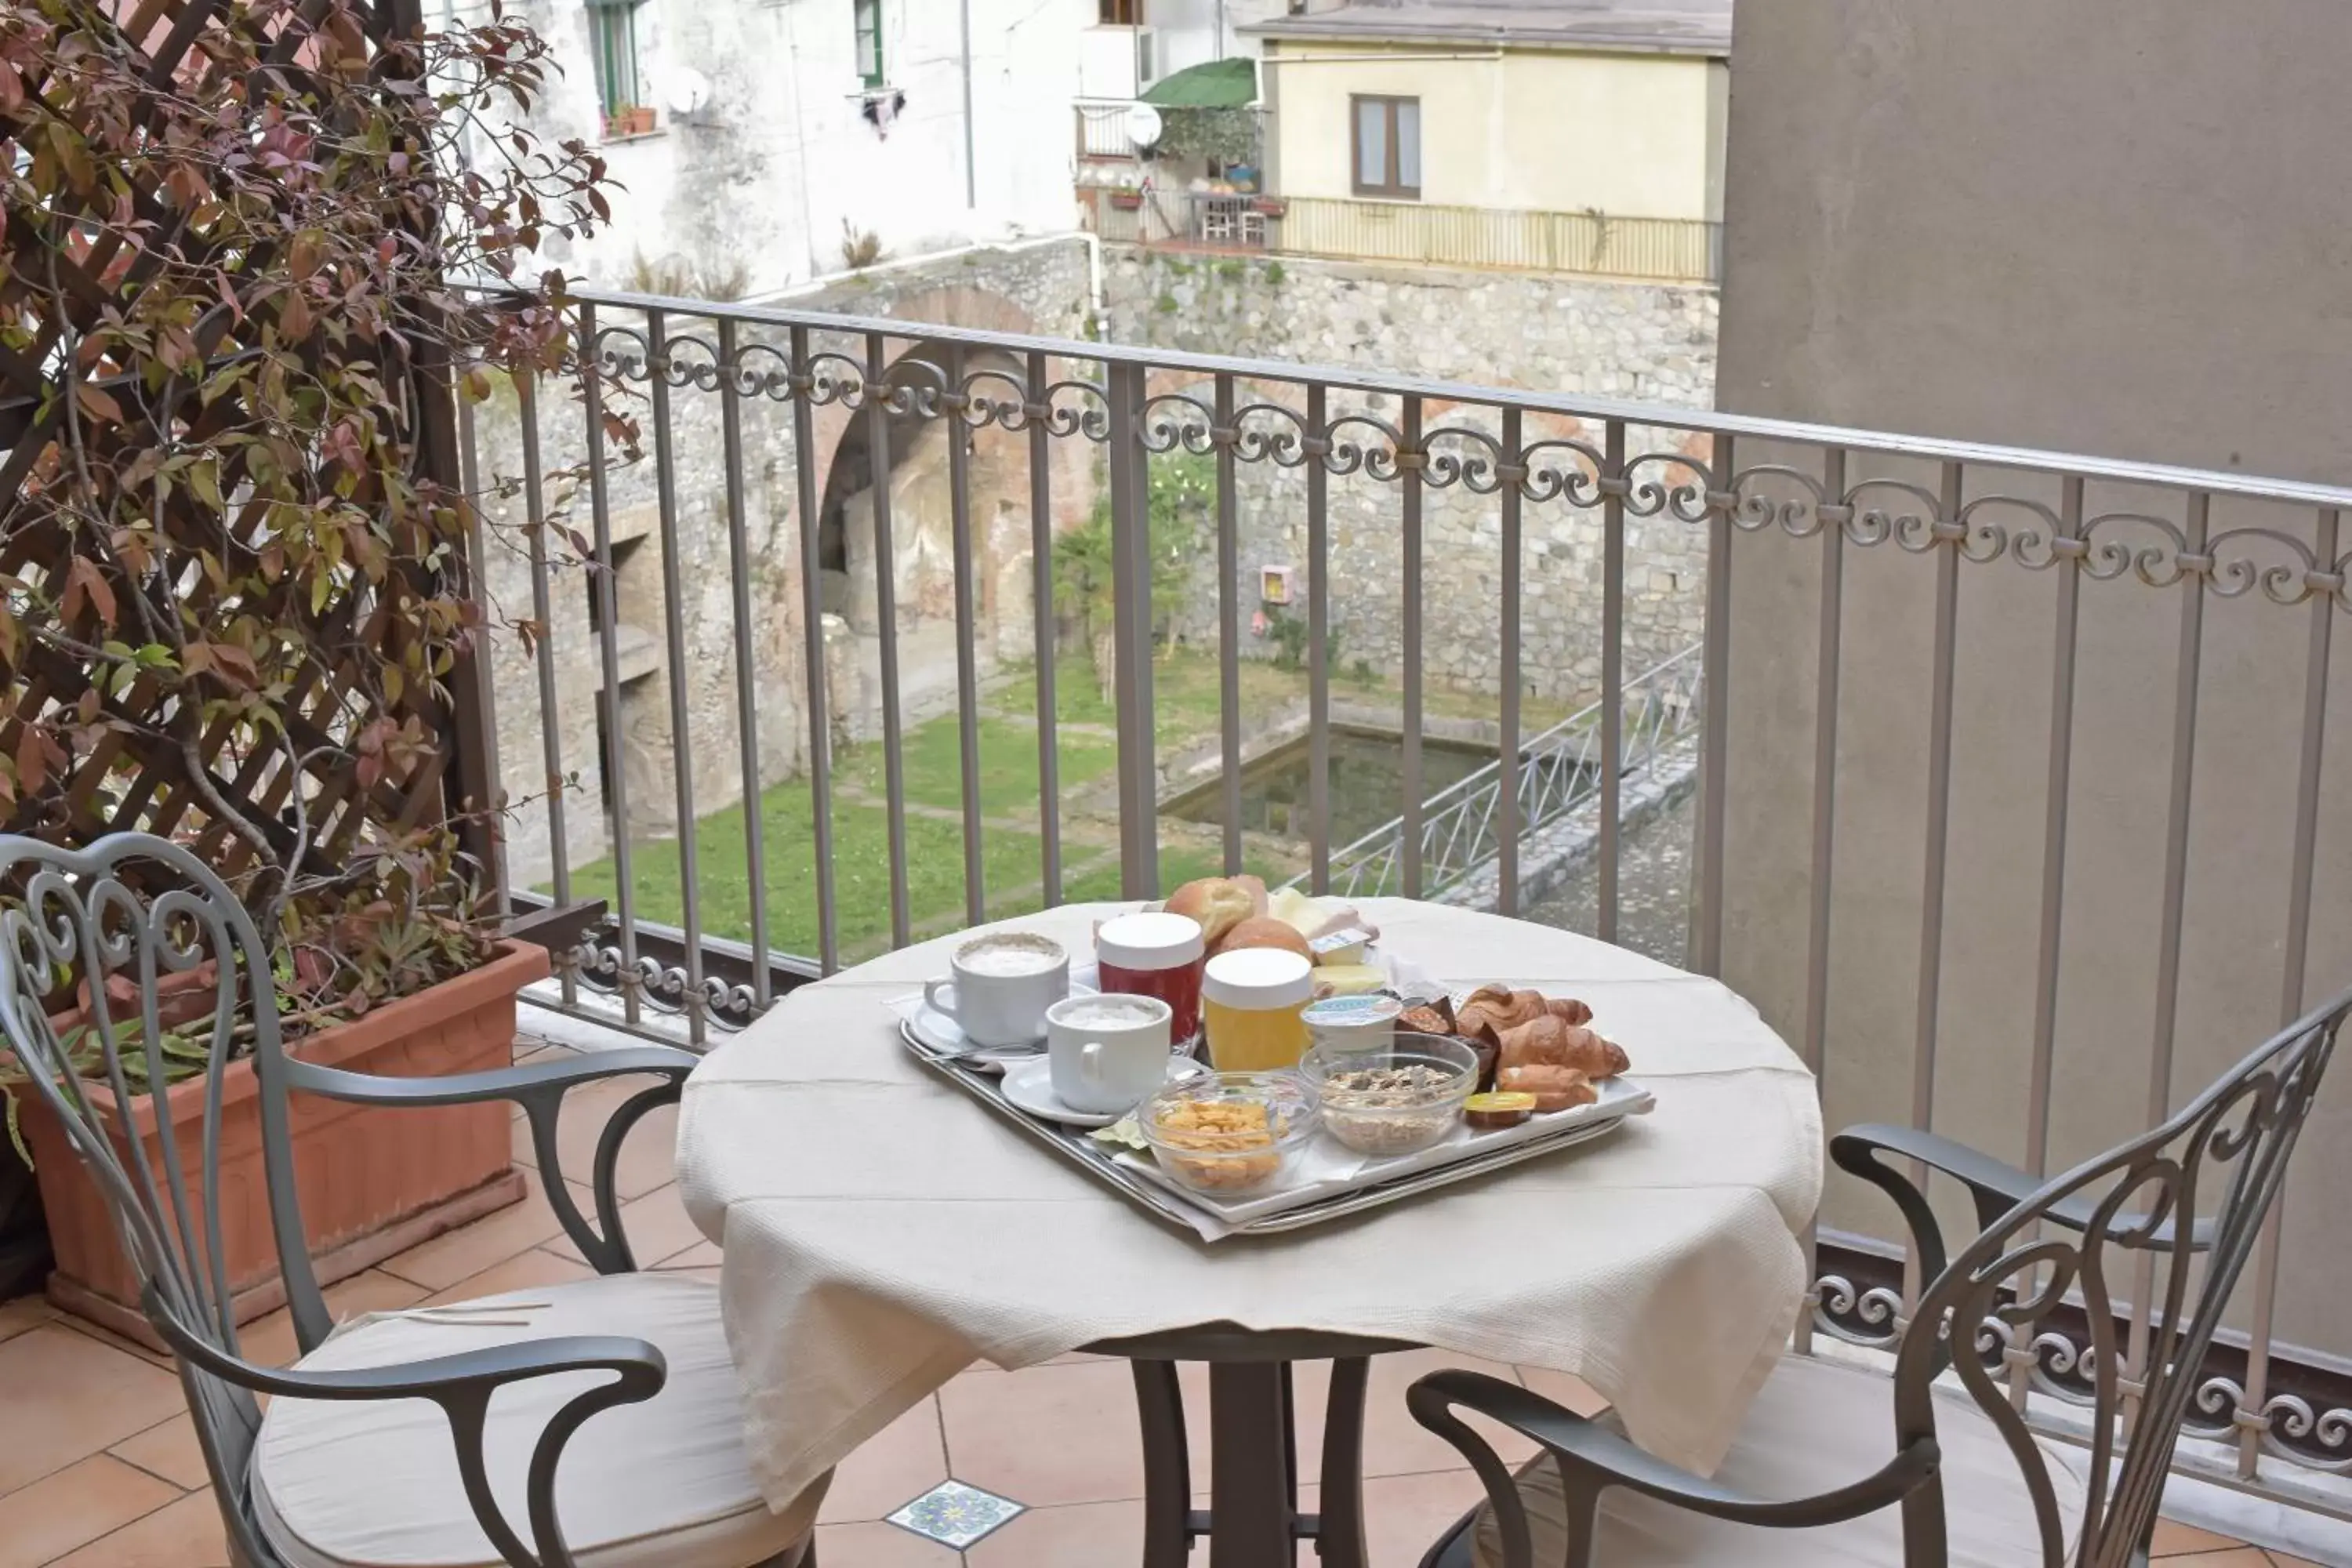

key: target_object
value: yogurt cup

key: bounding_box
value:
[1301,993,1401,1054]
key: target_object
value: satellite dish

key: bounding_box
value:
[662,66,713,118]
[1124,103,1164,151]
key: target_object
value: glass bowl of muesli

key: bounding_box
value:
[1299,1035,1479,1156]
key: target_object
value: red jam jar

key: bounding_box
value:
[1095,912,1207,1047]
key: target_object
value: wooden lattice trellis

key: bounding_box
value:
[0,0,496,892]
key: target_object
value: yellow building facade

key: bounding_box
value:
[1261,39,1725,221]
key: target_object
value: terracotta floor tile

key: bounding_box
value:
[1174,1351,1535,1489]
[376,1168,599,1292]
[544,1181,707,1269]
[108,1412,211,1491]
[940,1359,1147,1508]
[2154,1519,2255,1556]
[0,1454,179,1568]
[0,1326,184,1496]
[49,1313,176,1373]
[966,1497,1147,1568]
[1358,1468,1490,1568]
[0,1294,47,1345]
[1514,1365,1612,1419]
[656,1239,723,1269]
[525,1075,678,1200]
[809,1519,963,1566]
[2165,1554,2272,1567]
[2267,1552,2333,1567]
[420,1247,596,1307]
[47,1489,230,1568]
[820,1398,949,1524]
[235,1269,430,1369]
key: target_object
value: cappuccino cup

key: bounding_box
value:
[924,934,1069,1047]
[1047,993,1174,1114]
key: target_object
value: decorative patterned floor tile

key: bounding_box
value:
[887,1479,1026,1548]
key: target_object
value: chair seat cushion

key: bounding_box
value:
[1471,1353,2087,1568]
[252,1273,821,1568]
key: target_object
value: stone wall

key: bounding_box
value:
[477,241,1098,885]
[1102,249,1719,703]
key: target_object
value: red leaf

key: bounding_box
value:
[0,63,22,114]
[13,725,64,796]
[187,641,260,688]
[75,383,125,426]
[62,557,118,630]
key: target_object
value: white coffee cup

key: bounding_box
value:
[1047,993,1174,1114]
[924,934,1069,1047]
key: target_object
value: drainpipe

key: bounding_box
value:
[1079,229,1105,337]
[960,0,977,209]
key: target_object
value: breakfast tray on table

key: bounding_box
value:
[892,965,1653,1242]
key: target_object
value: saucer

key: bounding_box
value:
[898,980,1094,1070]
[1000,1054,1205,1127]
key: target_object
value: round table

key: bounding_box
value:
[677,900,1822,1568]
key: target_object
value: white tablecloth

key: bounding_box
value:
[677,900,1823,1512]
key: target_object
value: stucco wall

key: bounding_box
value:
[1715,2,2352,1363]
[507,0,1089,296]
[1263,43,1721,219]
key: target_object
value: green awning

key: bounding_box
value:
[1141,57,1258,109]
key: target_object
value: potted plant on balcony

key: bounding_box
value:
[604,103,656,137]
[0,0,622,1338]
[9,845,550,1341]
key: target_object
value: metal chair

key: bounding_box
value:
[1407,986,2350,1568]
[0,833,818,1568]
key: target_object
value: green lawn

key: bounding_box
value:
[564,648,1533,967]
[832,713,1120,817]
[565,702,1229,967]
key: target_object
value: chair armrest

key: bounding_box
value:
[290,1046,700,1275]
[147,1285,664,1568]
[1833,1123,2211,1265]
[1405,1370,1936,1568]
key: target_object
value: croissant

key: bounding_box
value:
[1497,1015,1630,1078]
[1457,985,1548,1037]
[1497,1064,1597,1112]
[1544,996,1594,1025]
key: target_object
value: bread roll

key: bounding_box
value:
[1164,876,1267,947]
[1213,915,1313,961]
[1496,1015,1629,1078]
[1457,985,1547,1037]
[1496,1064,1597,1112]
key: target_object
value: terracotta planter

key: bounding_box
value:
[19,941,546,1347]
[1109,191,1144,211]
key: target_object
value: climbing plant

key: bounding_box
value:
[0,0,619,946]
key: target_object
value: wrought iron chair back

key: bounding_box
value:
[1887,989,2348,1566]
[0,833,330,1559]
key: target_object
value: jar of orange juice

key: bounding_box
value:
[1202,949,1313,1071]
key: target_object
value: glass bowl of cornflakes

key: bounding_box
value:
[1137,1071,1318,1197]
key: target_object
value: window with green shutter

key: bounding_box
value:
[854,0,884,88]
[587,0,643,120]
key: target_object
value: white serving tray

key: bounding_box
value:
[898,1017,1651,1242]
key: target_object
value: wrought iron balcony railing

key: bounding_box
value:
[463,283,2352,1530]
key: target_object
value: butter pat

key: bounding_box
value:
[1307,926,1374,965]
[1310,963,1385,997]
